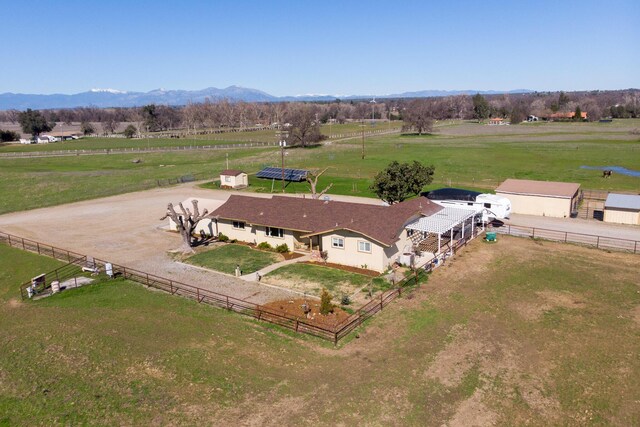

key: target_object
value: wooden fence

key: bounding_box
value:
[3,229,428,344]
[491,224,639,254]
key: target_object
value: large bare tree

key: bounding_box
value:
[160,199,209,252]
[306,167,333,199]
[403,99,434,134]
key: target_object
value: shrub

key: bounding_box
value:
[257,242,272,251]
[341,294,351,306]
[217,233,229,242]
[320,250,329,264]
[320,288,334,315]
[0,129,20,142]
[275,243,289,253]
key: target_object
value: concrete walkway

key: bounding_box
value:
[240,253,311,282]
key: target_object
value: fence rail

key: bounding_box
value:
[0,128,401,159]
[491,224,639,253]
[3,229,430,343]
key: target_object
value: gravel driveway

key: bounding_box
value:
[0,183,305,304]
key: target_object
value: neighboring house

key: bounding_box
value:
[495,179,581,218]
[207,195,481,272]
[220,169,248,189]
[488,117,505,125]
[167,198,223,236]
[603,194,640,225]
[36,135,58,143]
[19,138,34,144]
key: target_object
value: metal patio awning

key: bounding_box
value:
[406,206,476,235]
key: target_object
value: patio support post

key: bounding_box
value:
[450,228,454,255]
[461,218,465,239]
[471,216,475,236]
[437,233,441,254]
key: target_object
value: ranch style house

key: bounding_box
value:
[203,195,482,272]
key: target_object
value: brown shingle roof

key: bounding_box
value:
[208,195,443,246]
[220,169,245,176]
[496,179,580,198]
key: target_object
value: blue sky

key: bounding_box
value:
[2,0,638,95]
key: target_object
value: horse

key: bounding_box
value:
[602,170,613,178]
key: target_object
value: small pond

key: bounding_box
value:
[580,166,640,177]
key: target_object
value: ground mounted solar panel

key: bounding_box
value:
[256,167,309,182]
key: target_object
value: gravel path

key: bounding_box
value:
[505,214,640,241]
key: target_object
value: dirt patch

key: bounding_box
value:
[6,298,22,308]
[262,298,350,328]
[631,305,640,327]
[447,389,497,427]
[425,324,483,387]
[512,290,586,321]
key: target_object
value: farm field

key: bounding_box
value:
[1,235,639,425]
[0,122,390,152]
[0,120,638,215]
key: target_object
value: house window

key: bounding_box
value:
[232,221,245,230]
[266,227,284,238]
[331,237,344,249]
[358,241,371,253]
[225,176,231,182]
[484,203,492,208]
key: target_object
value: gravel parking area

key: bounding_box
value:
[0,183,303,304]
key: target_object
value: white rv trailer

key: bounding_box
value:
[423,188,511,222]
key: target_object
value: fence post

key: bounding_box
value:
[226,296,230,309]
[565,232,568,243]
[7,235,11,247]
[197,287,200,302]
[37,242,40,254]
[67,250,71,262]
[532,228,535,239]
[596,236,600,248]
[169,281,173,294]
[295,319,299,332]
[21,238,25,250]
[380,294,383,310]
[52,247,56,259]
[635,241,638,254]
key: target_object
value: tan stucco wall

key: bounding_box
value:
[496,193,574,218]
[320,230,388,272]
[604,208,640,225]
[216,219,296,249]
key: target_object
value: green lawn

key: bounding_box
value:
[1,234,640,424]
[186,244,282,275]
[265,263,372,296]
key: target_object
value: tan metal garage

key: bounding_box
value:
[495,179,581,218]
[603,194,640,225]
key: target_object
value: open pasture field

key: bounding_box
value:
[1,120,638,215]
[1,235,639,425]
[0,122,383,153]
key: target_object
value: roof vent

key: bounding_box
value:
[303,213,307,218]
[335,222,338,227]
[259,211,264,216]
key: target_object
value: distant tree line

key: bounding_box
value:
[0,89,637,139]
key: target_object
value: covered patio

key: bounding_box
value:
[406,206,482,259]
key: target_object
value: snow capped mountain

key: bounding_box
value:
[0,86,534,110]
[90,88,128,94]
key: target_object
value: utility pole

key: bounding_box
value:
[277,130,288,192]
[361,120,365,160]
